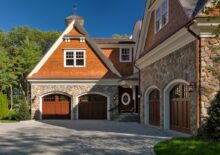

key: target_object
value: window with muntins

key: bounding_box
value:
[64,50,85,67]
[120,48,132,62]
[155,0,168,32]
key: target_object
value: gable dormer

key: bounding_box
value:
[140,0,189,57]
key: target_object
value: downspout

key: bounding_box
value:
[185,20,201,129]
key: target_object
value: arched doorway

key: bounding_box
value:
[149,89,160,126]
[78,94,107,119]
[170,84,190,133]
[42,94,71,119]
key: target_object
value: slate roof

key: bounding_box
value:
[94,38,135,44]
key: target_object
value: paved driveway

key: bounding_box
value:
[0,120,187,155]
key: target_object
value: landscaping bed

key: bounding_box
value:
[154,138,220,155]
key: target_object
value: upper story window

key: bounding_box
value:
[64,50,86,67]
[155,0,169,32]
[120,48,132,62]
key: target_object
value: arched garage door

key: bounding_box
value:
[79,94,107,119]
[42,94,71,119]
[170,84,190,133]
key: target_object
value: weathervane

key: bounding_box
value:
[73,4,78,16]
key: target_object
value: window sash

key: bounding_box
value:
[155,0,168,32]
[65,50,85,67]
[120,48,131,62]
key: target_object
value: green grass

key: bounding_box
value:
[0,120,19,123]
[154,138,220,155]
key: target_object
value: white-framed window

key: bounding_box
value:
[155,0,169,32]
[120,48,132,62]
[64,50,86,67]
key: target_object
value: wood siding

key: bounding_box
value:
[101,48,133,76]
[141,0,189,56]
[30,27,117,79]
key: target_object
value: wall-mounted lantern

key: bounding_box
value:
[188,83,195,93]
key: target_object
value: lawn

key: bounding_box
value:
[154,138,220,155]
[0,120,19,123]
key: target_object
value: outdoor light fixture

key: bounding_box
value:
[188,83,194,93]
[138,94,142,98]
[113,95,116,101]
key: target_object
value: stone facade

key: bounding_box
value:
[140,41,198,133]
[31,84,118,120]
[200,38,220,119]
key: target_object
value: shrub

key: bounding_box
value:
[198,91,220,141]
[5,110,19,120]
[15,101,30,121]
[0,93,9,119]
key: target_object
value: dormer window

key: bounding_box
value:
[155,0,169,32]
[64,50,86,67]
[120,48,132,62]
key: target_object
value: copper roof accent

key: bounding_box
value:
[94,38,135,44]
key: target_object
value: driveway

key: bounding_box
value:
[0,120,187,155]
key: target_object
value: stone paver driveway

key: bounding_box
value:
[0,120,187,155]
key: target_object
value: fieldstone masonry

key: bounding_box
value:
[200,38,220,119]
[31,84,118,120]
[140,41,198,133]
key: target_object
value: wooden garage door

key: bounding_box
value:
[42,94,71,119]
[79,94,107,119]
[149,89,160,126]
[170,84,190,133]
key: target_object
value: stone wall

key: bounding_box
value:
[200,38,220,119]
[31,84,118,120]
[140,41,198,133]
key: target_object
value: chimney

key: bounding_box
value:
[65,15,84,26]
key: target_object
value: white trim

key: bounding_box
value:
[28,79,120,85]
[144,85,160,125]
[76,92,110,120]
[136,1,151,60]
[121,92,131,105]
[28,20,76,78]
[136,28,196,69]
[163,79,189,130]
[120,47,132,62]
[64,49,86,67]
[149,0,163,11]
[28,20,122,78]
[154,0,169,33]
[39,92,73,120]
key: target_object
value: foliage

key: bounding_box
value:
[5,110,19,120]
[198,91,220,141]
[112,34,130,39]
[154,138,220,155]
[15,100,30,121]
[0,93,9,119]
[202,0,220,14]
[0,120,19,123]
[0,26,60,102]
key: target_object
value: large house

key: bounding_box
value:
[136,0,220,134]
[27,16,141,121]
[28,0,220,134]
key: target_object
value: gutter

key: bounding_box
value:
[185,20,201,130]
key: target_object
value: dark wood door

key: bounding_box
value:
[119,86,134,113]
[149,89,160,126]
[79,94,107,119]
[42,94,71,119]
[170,84,191,133]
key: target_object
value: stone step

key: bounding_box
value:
[114,113,140,122]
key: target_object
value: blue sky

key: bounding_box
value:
[0,0,146,38]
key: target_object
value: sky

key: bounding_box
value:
[0,0,146,38]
